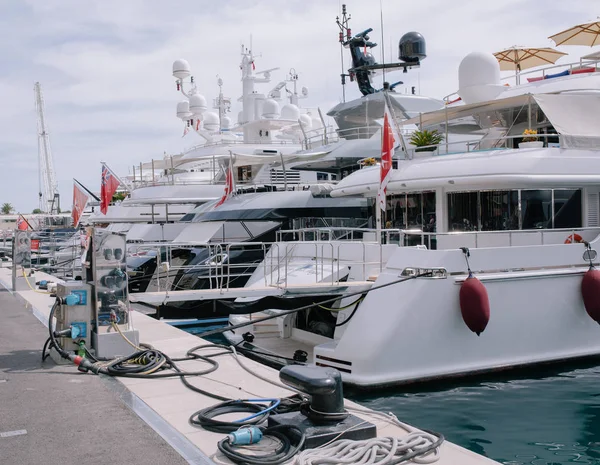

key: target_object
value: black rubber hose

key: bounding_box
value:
[189,400,269,433]
[217,424,305,465]
[48,300,70,359]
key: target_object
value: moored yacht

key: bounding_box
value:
[222,50,600,388]
[88,46,330,242]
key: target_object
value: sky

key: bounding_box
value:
[0,0,597,213]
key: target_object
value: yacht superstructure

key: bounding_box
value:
[218,50,600,387]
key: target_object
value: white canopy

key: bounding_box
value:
[534,93,600,148]
[171,222,224,244]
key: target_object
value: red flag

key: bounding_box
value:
[182,125,190,137]
[251,60,256,71]
[195,119,201,131]
[100,164,121,215]
[17,215,28,230]
[214,163,235,208]
[377,104,396,212]
[72,181,90,227]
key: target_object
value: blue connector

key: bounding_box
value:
[64,294,80,306]
[227,427,263,445]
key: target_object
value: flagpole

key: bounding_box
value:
[18,213,33,230]
[101,161,129,193]
[74,178,100,201]
[229,151,236,194]
[376,198,382,245]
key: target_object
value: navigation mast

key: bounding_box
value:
[34,82,59,213]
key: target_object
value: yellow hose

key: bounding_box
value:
[111,321,142,351]
[21,268,52,294]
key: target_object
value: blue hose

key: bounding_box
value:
[235,398,281,423]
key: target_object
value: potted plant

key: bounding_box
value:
[518,129,544,148]
[409,129,444,152]
[359,157,377,167]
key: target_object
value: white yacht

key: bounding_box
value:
[125,22,446,312]
[88,46,331,242]
[223,50,600,388]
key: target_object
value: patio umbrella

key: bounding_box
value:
[493,46,568,72]
[549,20,600,47]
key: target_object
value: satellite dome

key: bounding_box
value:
[189,94,207,115]
[458,52,504,104]
[172,59,191,79]
[399,32,426,63]
[221,116,232,130]
[299,114,312,129]
[262,99,280,119]
[203,112,219,131]
[176,101,192,120]
[311,115,322,129]
[280,103,300,121]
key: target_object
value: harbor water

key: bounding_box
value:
[351,360,600,464]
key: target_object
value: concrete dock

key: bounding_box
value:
[0,286,189,465]
[0,267,500,464]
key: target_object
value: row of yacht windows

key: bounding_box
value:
[449,189,582,231]
[386,189,582,233]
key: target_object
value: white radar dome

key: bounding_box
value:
[261,99,280,119]
[457,52,504,104]
[280,104,300,121]
[203,112,219,131]
[176,101,192,120]
[189,93,207,115]
[172,59,191,80]
[299,114,312,129]
[221,116,232,130]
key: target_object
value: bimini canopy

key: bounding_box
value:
[534,93,600,148]
[402,93,600,148]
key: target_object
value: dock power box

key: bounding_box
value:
[50,282,93,364]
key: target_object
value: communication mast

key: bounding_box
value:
[34,82,59,213]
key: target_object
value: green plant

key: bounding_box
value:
[112,191,127,202]
[409,130,444,152]
[1,203,13,215]
[32,208,42,214]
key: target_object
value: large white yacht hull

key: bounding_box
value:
[314,239,600,387]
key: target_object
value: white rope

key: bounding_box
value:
[295,432,442,465]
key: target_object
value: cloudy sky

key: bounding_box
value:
[0,0,597,213]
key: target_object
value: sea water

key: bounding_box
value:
[350,361,600,464]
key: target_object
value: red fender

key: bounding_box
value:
[459,276,490,336]
[582,268,600,323]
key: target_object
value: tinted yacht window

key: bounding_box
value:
[521,190,552,229]
[553,189,582,229]
[448,192,478,231]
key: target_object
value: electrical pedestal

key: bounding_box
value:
[268,366,376,449]
[50,282,93,365]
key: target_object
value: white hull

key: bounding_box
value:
[314,239,600,387]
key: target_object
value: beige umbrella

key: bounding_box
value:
[493,46,568,72]
[549,20,600,47]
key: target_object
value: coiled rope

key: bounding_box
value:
[295,431,444,465]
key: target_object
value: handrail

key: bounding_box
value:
[276,225,600,249]
[401,132,600,160]
[443,58,600,102]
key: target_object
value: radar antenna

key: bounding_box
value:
[34,82,59,214]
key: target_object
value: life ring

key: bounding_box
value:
[565,233,584,244]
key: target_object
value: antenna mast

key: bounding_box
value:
[34,82,59,214]
[336,4,351,103]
